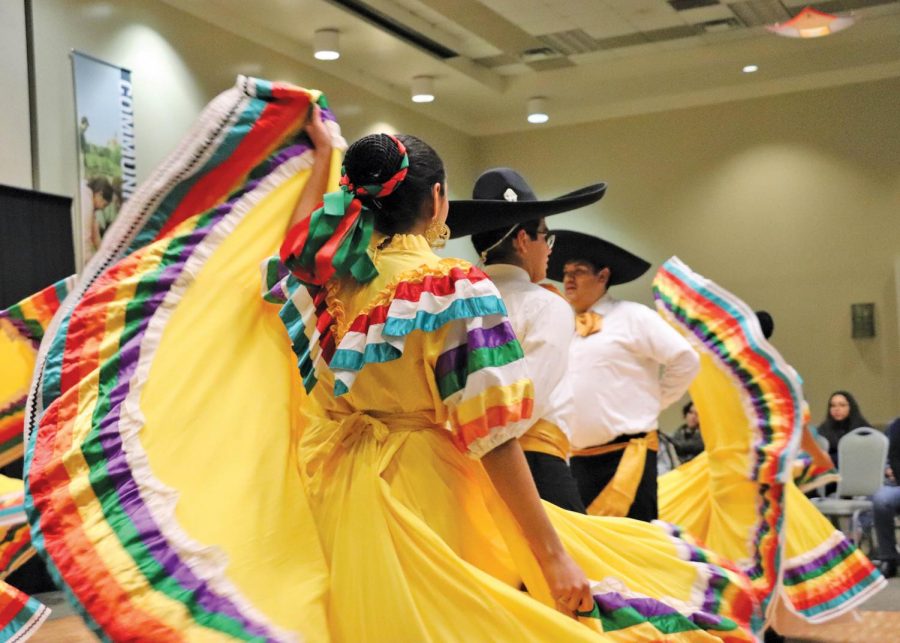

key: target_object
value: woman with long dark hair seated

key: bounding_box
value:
[817,391,871,466]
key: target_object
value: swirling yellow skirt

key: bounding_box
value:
[654,258,884,626]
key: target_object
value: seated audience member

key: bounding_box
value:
[671,401,704,463]
[873,417,900,578]
[816,391,871,466]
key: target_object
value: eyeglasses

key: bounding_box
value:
[537,229,555,250]
[561,266,594,280]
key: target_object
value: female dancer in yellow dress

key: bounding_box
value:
[654,258,885,630]
[25,77,759,641]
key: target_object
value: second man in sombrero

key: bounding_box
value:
[448,168,607,512]
[547,231,699,521]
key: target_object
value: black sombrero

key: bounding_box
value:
[447,167,606,239]
[546,230,651,285]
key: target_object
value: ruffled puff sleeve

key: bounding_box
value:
[261,256,294,305]
[432,277,535,459]
[261,255,534,452]
[260,256,326,393]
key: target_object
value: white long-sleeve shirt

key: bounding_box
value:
[483,264,576,440]
[568,293,699,449]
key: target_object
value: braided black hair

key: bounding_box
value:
[343,133,445,235]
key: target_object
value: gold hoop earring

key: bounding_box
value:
[424,221,450,249]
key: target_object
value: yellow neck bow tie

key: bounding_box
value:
[575,311,603,337]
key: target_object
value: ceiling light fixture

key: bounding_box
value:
[313,29,340,61]
[411,76,435,103]
[527,97,549,124]
[767,7,855,39]
[742,64,759,73]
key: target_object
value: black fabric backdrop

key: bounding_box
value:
[0,184,75,309]
[0,184,74,593]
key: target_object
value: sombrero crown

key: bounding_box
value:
[546,230,650,286]
[447,167,606,238]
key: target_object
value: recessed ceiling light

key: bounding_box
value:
[527,97,549,124]
[411,76,435,103]
[314,29,340,61]
[742,64,759,73]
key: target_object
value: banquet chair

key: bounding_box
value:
[811,427,889,545]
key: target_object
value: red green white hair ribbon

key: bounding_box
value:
[280,135,409,286]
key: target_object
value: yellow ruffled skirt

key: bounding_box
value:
[661,453,885,624]
[653,258,885,626]
[296,406,758,641]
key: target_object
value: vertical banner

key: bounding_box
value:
[71,51,136,266]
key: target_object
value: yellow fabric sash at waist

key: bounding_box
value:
[572,431,659,517]
[300,410,443,495]
[571,430,659,457]
[518,419,570,460]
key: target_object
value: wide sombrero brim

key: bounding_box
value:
[546,229,651,285]
[447,183,607,239]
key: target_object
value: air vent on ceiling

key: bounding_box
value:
[537,29,600,56]
[326,0,458,59]
[521,46,561,62]
[669,0,721,10]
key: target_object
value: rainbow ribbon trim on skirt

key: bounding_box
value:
[653,256,804,618]
[23,76,341,642]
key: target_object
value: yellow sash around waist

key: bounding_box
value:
[300,410,441,495]
[517,419,571,460]
[572,431,659,517]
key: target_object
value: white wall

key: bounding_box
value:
[0,0,32,189]
[476,78,900,427]
[29,0,478,266]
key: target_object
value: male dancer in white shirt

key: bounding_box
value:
[448,169,606,512]
[547,231,699,521]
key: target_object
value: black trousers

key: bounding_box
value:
[570,444,658,522]
[523,451,587,513]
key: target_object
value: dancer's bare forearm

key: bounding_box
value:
[288,105,333,231]
[482,439,592,616]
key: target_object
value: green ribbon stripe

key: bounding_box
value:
[80,210,264,640]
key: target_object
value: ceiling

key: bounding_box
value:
[161,0,900,135]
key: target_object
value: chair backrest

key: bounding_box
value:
[656,432,680,475]
[836,427,889,497]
